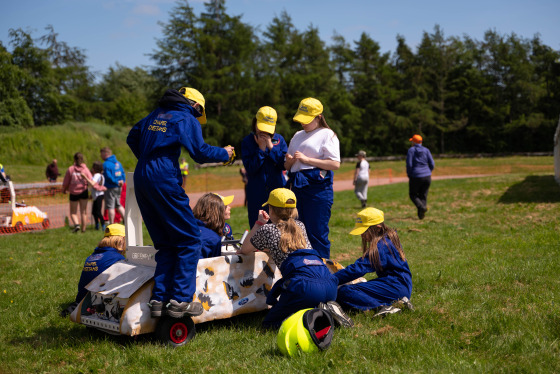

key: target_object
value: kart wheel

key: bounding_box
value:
[14,222,23,232]
[42,219,50,229]
[156,316,196,347]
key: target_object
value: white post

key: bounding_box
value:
[125,172,143,248]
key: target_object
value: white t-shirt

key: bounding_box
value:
[356,159,370,180]
[287,127,340,172]
[91,173,105,200]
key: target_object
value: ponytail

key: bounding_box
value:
[277,218,307,253]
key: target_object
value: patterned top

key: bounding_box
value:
[250,220,312,268]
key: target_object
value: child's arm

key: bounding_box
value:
[334,257,371,285]
[238,210,270,255]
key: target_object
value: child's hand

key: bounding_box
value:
[257,210,270,224]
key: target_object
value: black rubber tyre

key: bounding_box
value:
[14,221,23,232]
[156,316,196,347]
[42,218,50,229]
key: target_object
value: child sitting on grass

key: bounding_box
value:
[238,188,352,329]
[334,207,413,317]
[192,193,234,259]
[60,224,126,317]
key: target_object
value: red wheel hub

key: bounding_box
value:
[169,322,188,344]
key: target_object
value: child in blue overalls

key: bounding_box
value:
[127,87,234,319]
[335,207,413,316]
[238,188,339,329]
[60,224,126,317]
[193,193,234,259]
[241,106,288,228]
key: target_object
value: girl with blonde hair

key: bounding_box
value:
[239,188,346,329]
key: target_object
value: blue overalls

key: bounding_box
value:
[196,219,222,259]
[288,169,334,259]
[75,247,125,303]
[127,89,228,303]
[241,133,287,227]
[263,248,338,329]
[334,237,412,310]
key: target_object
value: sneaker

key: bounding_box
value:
[95,223,100,230]
[319,301,354,328]
[373,305,401,318]
[361,200,367,208]
[72,225,80,233]
[394,296,415,311]
[148,300,164,318]
[167,299,204,318]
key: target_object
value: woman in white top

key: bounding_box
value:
[353,150,370,208]
[284,97,340,259]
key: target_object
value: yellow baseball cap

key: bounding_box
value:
[262,188,297,208]
[349,207,384,235]
[104,224,125,237]
[293,98,323,125]
[256,106,277,134]
[214,193,234,206]
[179,87,207,125]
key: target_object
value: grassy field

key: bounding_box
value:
[0,161,559,373]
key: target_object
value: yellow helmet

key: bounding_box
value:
[277,308,334,356]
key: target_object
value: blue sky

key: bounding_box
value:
[2,0,559,79]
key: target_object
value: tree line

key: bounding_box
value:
[1,0,559,156]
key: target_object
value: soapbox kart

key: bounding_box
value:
[0,181,50,232]
[69,172,347,346]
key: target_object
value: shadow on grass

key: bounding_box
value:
[9,310,271,349]
[8,324,144,349]
[498,175,560,204]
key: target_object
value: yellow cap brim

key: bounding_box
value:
[349,225,369,236]
[197,112,207,125]
[221,195,234,206]
[256,122,275,134]
[293,112,315,125]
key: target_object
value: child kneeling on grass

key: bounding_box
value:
[60,224,126,317]
[193,193,234,258]
[335,207,413,317]
[238,188,352,329]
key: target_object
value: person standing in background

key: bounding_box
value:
[0,163,7,182]
[62,152,92,233]
[353,150,370,208]
[82,161,107,231]
[100,147,126,224]
[46,159,60,182]
[180,158,189,189]
[406,134,435,220]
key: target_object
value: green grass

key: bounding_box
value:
[1,163,559,373]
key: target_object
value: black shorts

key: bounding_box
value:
[69,190,89,201]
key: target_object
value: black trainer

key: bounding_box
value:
[319,301,354,328]
[167,299,204,318]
